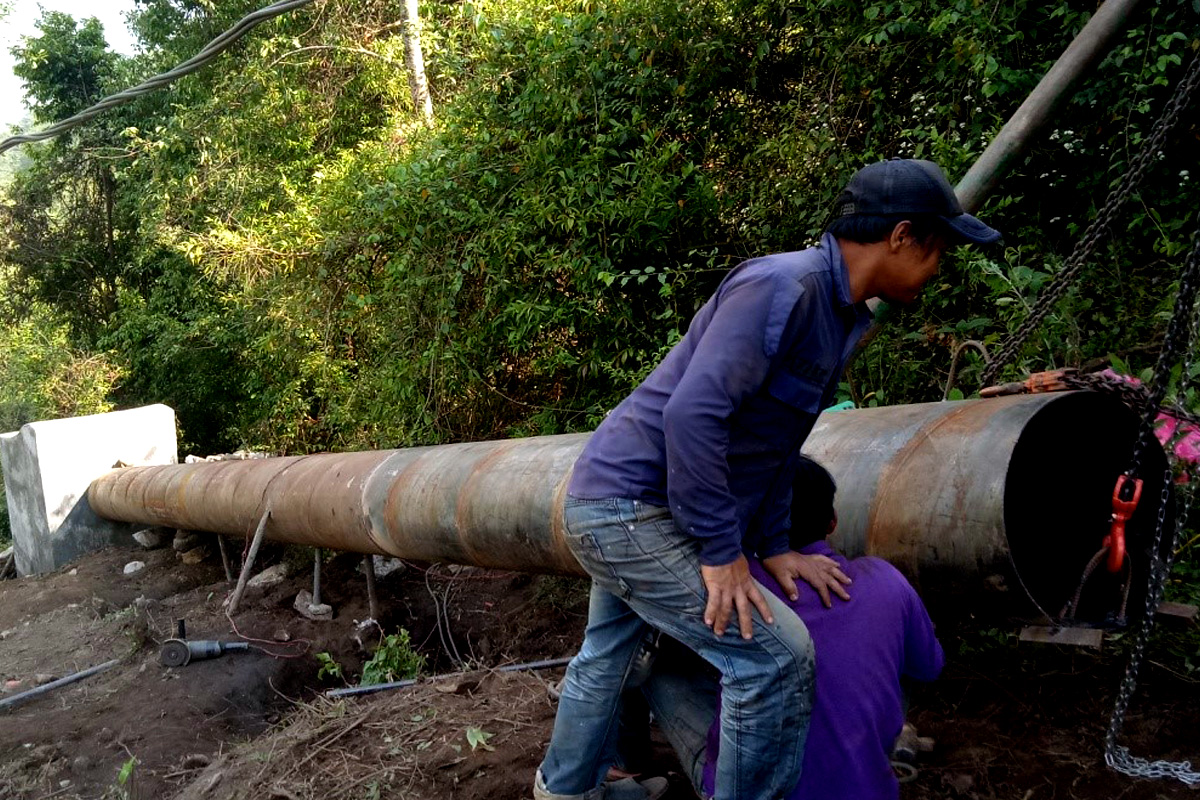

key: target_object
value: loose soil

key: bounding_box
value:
[1,537,1198,800]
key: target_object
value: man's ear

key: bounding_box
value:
[826,512,838,537]
[888,220,913,251]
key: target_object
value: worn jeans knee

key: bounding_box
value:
[539,497,814,800]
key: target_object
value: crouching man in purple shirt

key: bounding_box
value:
[695,456,945,799]
[536,160,997,800]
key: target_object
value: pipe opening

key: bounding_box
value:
[1005,392,1174,626]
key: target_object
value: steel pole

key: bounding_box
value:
[955,0,1145,212]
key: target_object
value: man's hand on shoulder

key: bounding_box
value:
[762,550,852,608]
[700,555,775,640]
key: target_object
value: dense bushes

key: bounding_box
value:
[0,305,122,543]
[2,0,1198,454]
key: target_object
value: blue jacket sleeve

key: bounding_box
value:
[662,271,804,566]
[754,457,796,559]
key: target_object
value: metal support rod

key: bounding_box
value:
[363,555,381,621]
[324,656,573,699]
[227,505,271,615]
[841,0,1144,379]
[217,534,235,584]
[955,0,1145,212]
[312,548,322,606]
[0,659,120,711]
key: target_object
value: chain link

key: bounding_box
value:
[960,43,1200,787]
[981,51,1200,386]
[1126,213,1200,476]
[1104,472,1200,783]
[1175,246,1200,413]
[1099,217,1200,784]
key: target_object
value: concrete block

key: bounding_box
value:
[0,405,177,576]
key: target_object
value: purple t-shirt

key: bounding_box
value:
[703,541,944,800]
[568,235,872,566]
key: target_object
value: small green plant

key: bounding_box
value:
[360,629,425,686]
[315,651,344,681]
[109,755,138,800]
[465,726,495,751]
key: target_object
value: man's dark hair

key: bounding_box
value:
[825,213,948,247]
[789,456,837,550]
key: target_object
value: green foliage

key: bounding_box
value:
[532,575,591,613]
[10,12,118,121]
[99,257,253,454]
[465,726,494,751]
[111,754,138,800]
[117,755,136,784]
[0,0,1197,459]
[315,651,344,682]
[0,308,120,430]
[1169,539,1200,611]
[360,629,425,686]
[0,300,122,545]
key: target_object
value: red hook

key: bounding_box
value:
[1104,475,1142,573]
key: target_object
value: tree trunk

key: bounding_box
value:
[400,0,433,126]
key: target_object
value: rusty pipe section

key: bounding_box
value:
[89,391,1168,619]
[805,390,1169,617]
[89,434,589,575]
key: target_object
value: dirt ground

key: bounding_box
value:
[1,536,1199,800]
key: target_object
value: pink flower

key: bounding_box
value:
[1156,412,1200,465]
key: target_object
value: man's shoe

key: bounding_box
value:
[604,776,669,800]
[533,769,605,800]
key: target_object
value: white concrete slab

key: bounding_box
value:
[0,405,178,575]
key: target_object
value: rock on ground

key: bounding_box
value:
[180,547,210,566]
[293,590,333,621]
[248,563,290,588]
[173,531,204,552]
[133,529,166,549]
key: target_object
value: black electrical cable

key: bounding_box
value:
[0,0,317,156]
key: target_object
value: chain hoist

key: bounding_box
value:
[970,47,1200,784]
[979,50,1200,387]
[1100,216,1200,785]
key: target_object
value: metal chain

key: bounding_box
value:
[1101,218,1200,784]
[1104,471,1200,783]
[1175,248,1200,413]
[1064,370,1200,435]
[1126,213,1200,476]
[1059,546,1131,625]
[981,50,1200,386]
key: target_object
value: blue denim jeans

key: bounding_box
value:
[621,635,721,794]
[539,497,814,800]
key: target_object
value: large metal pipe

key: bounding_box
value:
[90,435,588,575]
[807,390,1171,619]
[955,0,1145,212]
[90,391,1169,622]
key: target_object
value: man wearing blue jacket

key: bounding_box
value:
[536,159,999,800]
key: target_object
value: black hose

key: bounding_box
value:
[325,656,573,699]
[0,659,120,711]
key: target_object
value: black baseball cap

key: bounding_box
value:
[834,159,1001,245]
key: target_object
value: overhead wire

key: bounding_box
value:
[0,0,318,157]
